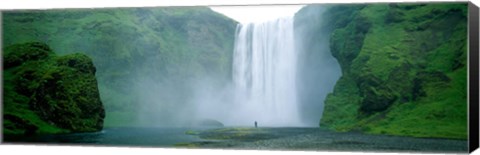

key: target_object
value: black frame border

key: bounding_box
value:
[469,1,479,153]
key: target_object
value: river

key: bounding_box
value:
[3,127,468,153]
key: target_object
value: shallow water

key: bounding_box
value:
[3,127,469,153]
[3,127,210,147]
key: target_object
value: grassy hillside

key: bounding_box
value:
[3,7,237,127]
[3,42,105,134]
[297,3,468,139]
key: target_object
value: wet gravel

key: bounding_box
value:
[190,127,468,153]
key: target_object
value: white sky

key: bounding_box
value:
[210,5,305,23]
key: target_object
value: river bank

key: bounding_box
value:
[179,127,468,153]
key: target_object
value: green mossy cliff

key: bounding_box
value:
[3,7,237,127]
[3,42,105,135]
[297,3,468,139]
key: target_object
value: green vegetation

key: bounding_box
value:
[3,42,105,134]
[3,7,237,127]
[192,127,272,141]
[297,3,468,139]
[174,142,199,148]
[185,130,199,135]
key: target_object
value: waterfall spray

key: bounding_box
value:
[231,16,302,126]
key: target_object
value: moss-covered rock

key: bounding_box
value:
[3,42,53,68]
[3,42,105,134]
[298,3,468,139]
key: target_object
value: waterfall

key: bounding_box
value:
[231,16,302,126]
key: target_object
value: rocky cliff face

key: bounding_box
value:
[296,3,468,139]
[3,42,105,134]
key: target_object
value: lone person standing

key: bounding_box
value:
[254,121,258,128]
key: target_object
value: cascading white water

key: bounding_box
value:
[231,16,302,126]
